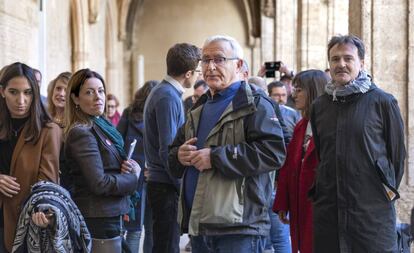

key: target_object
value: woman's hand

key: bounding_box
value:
[121,159,141,178]
[32,211,54,228]
[0,174,20,197]
[278,210,290,224]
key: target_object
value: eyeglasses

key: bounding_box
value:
[192,69,202,75]
[200,57,239,67]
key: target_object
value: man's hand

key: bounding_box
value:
[178,138,198,166]
[191,148,212,172]
[278,210,290,224]
[257,64,266,78]
[279,62,294,77]
[0,174,20,197]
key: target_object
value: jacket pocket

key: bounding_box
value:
[375,157,399,201]
[199,171,244,224]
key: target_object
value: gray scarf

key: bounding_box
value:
[325,70,371,101]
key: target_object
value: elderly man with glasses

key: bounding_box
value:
[169,35,286,253]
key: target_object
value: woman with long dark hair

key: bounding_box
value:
[273,70,328,253]
[0,62,62,252]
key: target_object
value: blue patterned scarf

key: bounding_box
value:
[325,70,371,101]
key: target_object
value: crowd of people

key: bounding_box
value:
[0,33,407,253]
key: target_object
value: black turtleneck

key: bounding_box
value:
[0,117,28,227]
[0,117,28,176]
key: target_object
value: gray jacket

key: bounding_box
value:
[169,82,286,236]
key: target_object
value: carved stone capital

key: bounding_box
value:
[88,0,99,23]
[263,0,275,17]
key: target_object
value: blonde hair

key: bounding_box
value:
[47,72,71,123]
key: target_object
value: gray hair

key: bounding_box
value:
[241,60,249,73]
[203,35,244,59]
[249,76,267,91]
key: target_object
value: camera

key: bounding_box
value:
[265,61,281,78]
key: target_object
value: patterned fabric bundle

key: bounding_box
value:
[12,181,91,253]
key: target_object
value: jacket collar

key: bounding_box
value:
[193,80,255,112]
[188,81,257,141]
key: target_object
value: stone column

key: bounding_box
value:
[71,0,89,71]
[349,0,412,222]
[274,0,297,70]
[261,15,274,63]
[296,0,329,71]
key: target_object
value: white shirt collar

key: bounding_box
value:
[164,75,185,94]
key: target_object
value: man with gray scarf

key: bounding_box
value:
[310,34,405,252]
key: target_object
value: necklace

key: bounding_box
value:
[54,116,63,126]
[11,125,24,137]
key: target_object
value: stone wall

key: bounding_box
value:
[45,0,72,88]
[0,1,39,74]
[131,0,248,98]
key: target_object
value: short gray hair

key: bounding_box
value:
[203,35,244,59]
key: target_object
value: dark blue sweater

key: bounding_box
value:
[184,81,241,209]
[143,80,184,188]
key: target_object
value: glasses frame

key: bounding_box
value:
[200,56,239,67]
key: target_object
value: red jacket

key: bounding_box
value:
[273,118,319,253]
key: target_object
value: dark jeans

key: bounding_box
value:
[205,234,265,253]
[147,181,180,253]
[143,183,153,253]
[191,235,210,253]
[85,216,131,253]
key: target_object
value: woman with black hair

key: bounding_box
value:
[273,70,328,253]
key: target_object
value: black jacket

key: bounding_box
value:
[310,84,405,253]
[65,124,138,218]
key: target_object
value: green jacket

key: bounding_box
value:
[169,82,286,236]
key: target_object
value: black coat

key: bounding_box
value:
[310,84,405,253]
[117,108,146,229]
[65,124,139,218]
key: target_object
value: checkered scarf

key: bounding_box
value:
[325,70,371,101]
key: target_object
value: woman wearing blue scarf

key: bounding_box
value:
[64,69,140,253]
